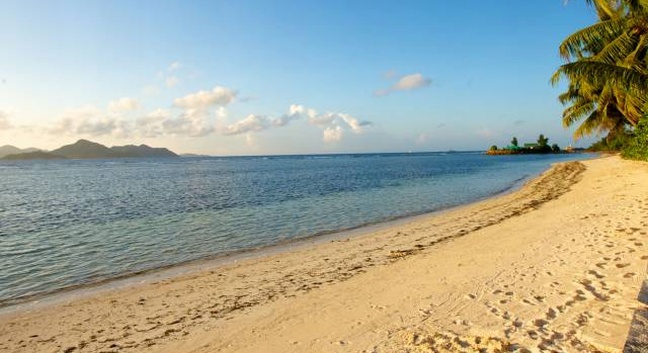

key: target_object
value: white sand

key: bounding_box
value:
[1,155,647,353]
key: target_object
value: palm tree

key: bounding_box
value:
[552,0,648,139]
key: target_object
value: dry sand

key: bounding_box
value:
[1,155,647,353]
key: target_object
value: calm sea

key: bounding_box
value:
[0,152,589,306]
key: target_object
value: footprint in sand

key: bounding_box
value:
[587,270,606,279]
[522,298,536,306]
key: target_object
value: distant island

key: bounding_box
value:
[1,139,178,160]
[486,134,581,155]
[180,153,211,158]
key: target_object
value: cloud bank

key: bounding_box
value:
[174,86,237,110]
[39,86,371,143]
[220,104,370,142]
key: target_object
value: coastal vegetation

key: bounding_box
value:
[487,134,564,155]
[552,0,648,160]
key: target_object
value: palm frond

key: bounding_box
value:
[559,18,629,60]
[593,29,640,63]
[626,0,648,13]
[573,111,606,139]
[557,60,648,94]
[563,100,597,127]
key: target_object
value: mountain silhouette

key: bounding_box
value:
[2,139,179,160]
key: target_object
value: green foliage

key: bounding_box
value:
[537,134,549,147]
[587,131,633,151]
[553,1,648,140]
[488,134,560,155]
[622,116,648,160]
[534,134,552,152]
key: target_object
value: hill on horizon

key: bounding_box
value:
[1,139,178,160]
[3,151,67,160]
[0,145,41,158]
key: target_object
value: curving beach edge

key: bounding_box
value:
[1,155,647,353]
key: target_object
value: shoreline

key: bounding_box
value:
[1,155,646,353]
[0,158,550,312]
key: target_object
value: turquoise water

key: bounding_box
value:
[0,152,589,306]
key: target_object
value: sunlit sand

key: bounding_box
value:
[1,155,646,353]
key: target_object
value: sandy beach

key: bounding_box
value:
[1,155,647,353]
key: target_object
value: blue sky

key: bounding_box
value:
[0,0,599,155]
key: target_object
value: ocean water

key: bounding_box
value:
[0,152,589,306]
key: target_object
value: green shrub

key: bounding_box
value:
[588,132,633,152]
[622,116,648,161]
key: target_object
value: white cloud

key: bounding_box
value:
[136,109,170,137]
[295,106,370,142]
[162,107,216,137]
[161,117,213,137]
[166,86,238,137]
[37,90,372,145]
[307,111,366,133]
[165,76,179,88]
[218,104,370,143]
[0,110,11,130]
[132,107,216,138]
[288,104,316,119]
[216,107,228,119]
[375,72,432,97]
[392,73,431,91]
[323,126,343,142]
[78,118,131,138]
[109,97,139,113]
[174,86,237,110]
[49,105,132,138]
[223,114,273,135]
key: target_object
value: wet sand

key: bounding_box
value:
[1,155,647,353]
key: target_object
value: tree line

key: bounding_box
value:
[488,135,562,155]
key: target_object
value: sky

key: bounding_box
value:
[0,0,601,155]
